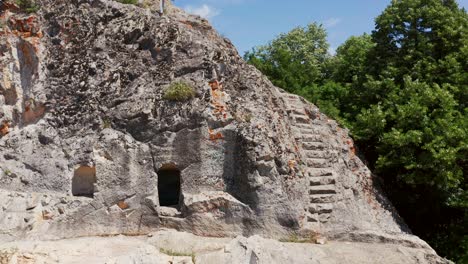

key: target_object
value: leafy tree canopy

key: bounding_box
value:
[244,23,329,92]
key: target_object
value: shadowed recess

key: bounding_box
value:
[158,165,181,207]
[72,166,96,198]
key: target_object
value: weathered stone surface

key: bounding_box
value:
[0,230,449,264]
[0,0,449,262]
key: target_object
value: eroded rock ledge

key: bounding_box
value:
[0,229,449,264]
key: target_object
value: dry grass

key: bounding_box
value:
[159,248,196,263]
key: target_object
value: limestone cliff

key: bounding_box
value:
[0,1,449,263]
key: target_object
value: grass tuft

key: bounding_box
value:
[116,0,138,5]
[159,248,196,261]
[279,233,319,243]
[15,0,40,13]
[163,81,196,101]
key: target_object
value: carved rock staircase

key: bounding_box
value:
[282,93,337,228]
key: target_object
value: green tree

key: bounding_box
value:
[331,34,374,85]
[371,0,467,90]
[244,23,329,92]
[350,1,468,261]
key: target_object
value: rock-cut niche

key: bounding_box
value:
[72,166,96,198]
[157,165,181,208]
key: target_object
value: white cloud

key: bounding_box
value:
[328,46,337,56]
[323,17,342,28]
[184,4,220,19]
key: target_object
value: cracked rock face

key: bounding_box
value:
[0,1,449,262]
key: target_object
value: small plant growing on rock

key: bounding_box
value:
[163,81,196,101]
[15,0,40,13]
[116,0,138,5]
[102,118,112,129]
[159,248,195,259]
[279,232,320,243]
[244,113,252,123]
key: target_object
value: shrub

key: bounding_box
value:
[279,233,319,243]
[116,0,138,5]
[163,81,196,101]
[15,0,40,13]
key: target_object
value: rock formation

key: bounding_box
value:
[0,0,449,263]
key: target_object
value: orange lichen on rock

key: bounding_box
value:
[0,2,19,14]
[208,128,224,141]
[117,201,129,210]
[209,80,231,121]
[288,159,297,169]
[23,100,45,125]
[209,80,221,91]
[0,11,43,54]
[9,15,42,38]
[0,121,10,136]
[42,210,53,220]
[346,139,356,155]
[179,20,193,29]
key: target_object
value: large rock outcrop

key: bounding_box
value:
[0,0,448,263]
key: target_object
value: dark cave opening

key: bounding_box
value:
[157,167,181,207]
[72,166,96,198]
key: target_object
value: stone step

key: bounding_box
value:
[304,221,320,230]
[291,114,309,124]
[306,158,330,168]
[287,108,305,115]
[310,194,335,203]
[295,123,325,130]
[286,94,301,100]
[285,97,301,102]
[309,176,336,186]
[305,150,333,159]
[302,142,327,150]
[299,127,323,134]
[308,203,333,214]
[301,135,323,143]
[310,119,329,126]
[286,101,301,107]
[319,213,331,222]
[306,213,319,223]
[295,123,311,129]
[306,168,334,177]
[309,185,336,195]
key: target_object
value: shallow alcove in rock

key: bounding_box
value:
[157,165,181,207]
[72,166,96,198]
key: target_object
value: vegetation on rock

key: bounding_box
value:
[163,81,196,101]
[245,0,468,262]
[116,0,138,5]
[14,0,39,13]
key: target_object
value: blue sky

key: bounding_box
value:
[174,0,468,55]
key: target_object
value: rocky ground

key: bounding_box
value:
[0,229,449,264]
